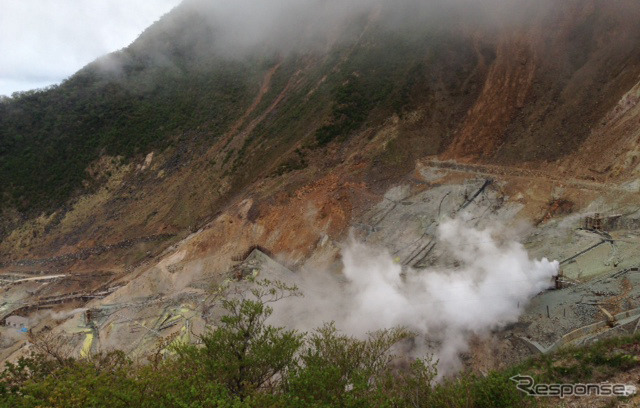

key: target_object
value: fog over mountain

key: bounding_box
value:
[0,0,180,96]
[1,2,640,401]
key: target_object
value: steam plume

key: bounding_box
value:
[272,217,559,373]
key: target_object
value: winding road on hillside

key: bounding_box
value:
[420,159,638,193]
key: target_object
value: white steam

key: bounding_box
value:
[272,218,558,373]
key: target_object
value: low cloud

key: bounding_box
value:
[1,0,558,95]
[0,0,180,96]
[177,0,552,57]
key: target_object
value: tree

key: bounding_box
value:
[285,323,435,407]
[173,279,304,400]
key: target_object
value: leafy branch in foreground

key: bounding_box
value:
[173,279,304,399]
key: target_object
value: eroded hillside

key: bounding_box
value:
[1,0,640,381]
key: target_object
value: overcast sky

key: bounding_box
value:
[0,0,181,97]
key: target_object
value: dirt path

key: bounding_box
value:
[230,70,300,150]
[220,61,283,148]
[421,159,637,193]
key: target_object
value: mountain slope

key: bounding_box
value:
[0,0,638,265]
[1,0,640,370]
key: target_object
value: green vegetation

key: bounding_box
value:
[271,149,309,177]
[4,280,637,408]
[314,29,479,147]
[315,72,384,146]
[0,2,268,215]
[0,58,258,214]
[314,34,413,147]
[521,332,640,384]
[0,1,485,218]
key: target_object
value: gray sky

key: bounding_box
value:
[0,0,181,97]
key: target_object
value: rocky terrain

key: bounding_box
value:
[1,1,640,392]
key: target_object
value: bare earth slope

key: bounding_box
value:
[1,1,640,386]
